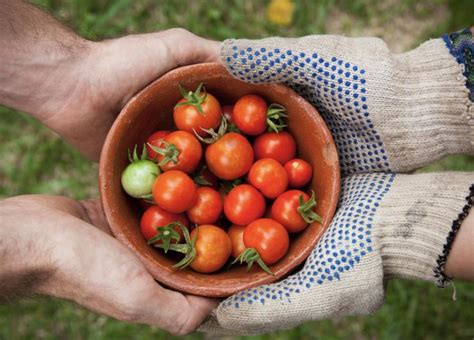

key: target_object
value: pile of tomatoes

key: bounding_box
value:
[121,83,322,275]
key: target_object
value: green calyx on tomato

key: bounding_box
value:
[128,143,147,163]
[266,103,288,133]
[297,190,323,224]
[194,115,228,144]
[121,144,160,199]
[192,165,218,187]
[155,223,197,270]
[227,123,240,133]
[147,221,182,253]
[220,178,243,193]
[147,142,180,167]
[232,247,274,275]
[193,174,213,186]
[175,83,207,116]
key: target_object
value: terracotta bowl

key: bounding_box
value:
[99,62,340,297]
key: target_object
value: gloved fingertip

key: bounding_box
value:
[219,38,291,84]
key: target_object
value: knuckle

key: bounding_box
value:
[169,320,194,336]
[165,27,192,38]
[171,310,197,335]
[159,294,197,335]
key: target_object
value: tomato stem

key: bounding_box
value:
[155,224,197,270]
[297,190,323,224]
[128,144,149,163]
[193,174,212,186]
[193,115,228,144]
[175,83,208,116]
[148,221,183,253]
[147,142,180,166]
[232,248,274,275]
[220,178,243,193]
[266,103,288,133]
[192,166,214,186]
[227,123,240,133]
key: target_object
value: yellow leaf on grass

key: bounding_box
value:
[267,0,295,26]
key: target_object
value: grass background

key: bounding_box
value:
[1,0,474,339]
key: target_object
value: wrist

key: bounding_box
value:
[0,197,55,301]
[31,38,97,122]
[0,30,94,121]
[443,188,474,281]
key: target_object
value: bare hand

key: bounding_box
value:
[41,29,220,160]
[0,195,218,335]
[1,1,219,160]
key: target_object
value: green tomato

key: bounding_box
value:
[121,160,160,198]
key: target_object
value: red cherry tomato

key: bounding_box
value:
[187,187,223,225]
[248,158,288,198]
[271,190,315,233]
[284,159,313,188]
[152,170,197,213]
[155,131,202,174]
[174,86,222,137]
[232,94,267,135]
[243,218,289,265]
[146,130,170,160]
[190,225,232,273]
[224,184,265,225]
[228,225,246,258]
[140,205,189,241]
[206,132,254,180]
[253,132,296,164]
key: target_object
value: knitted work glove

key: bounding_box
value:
[220,31,474,175]
[200,30,474,335]
[202,172,474,335]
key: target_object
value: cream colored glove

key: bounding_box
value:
[201,172,473,335]
[220,34,473,175]
[201,31,474,335]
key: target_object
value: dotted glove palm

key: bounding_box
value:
[201,31,474,335]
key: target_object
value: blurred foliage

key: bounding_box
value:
[1,0,474,339]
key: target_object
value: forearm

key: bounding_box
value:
[445,207,474,282]
[0,0,91,121]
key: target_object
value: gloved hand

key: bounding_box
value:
[203,172,473,335]
[220,32,473,175]
[201,30,474,335]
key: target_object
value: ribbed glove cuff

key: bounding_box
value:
[380,39,473,172]
[374,172,474,286]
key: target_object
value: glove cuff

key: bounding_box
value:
[377,38,474,172]
[375,172,474,286]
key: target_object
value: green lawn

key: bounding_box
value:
[1,0,473,339]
